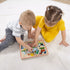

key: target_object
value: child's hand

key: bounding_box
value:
[32,42,38,47]
[59,40,69,47]
[26,45,33,52]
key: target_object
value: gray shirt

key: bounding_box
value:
[7,19,26,37]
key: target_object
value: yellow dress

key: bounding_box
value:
[33,16,65,42]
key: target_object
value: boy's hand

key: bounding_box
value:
[26,45,33,52]
[15,37,33,52]
[59,40,69,47]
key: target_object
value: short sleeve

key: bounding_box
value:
[12,31,21,37]
[58,19,65,31]
[38,17,45,28]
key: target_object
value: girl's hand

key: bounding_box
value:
[59,40,69,47]
[32,42,38,47]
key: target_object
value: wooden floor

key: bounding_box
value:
[0,0,70,4]
[53,0,70,4]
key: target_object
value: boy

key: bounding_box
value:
[0,10,35,52]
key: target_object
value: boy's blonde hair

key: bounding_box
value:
[20,10,35,26]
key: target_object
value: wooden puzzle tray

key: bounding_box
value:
[19,40,48,59]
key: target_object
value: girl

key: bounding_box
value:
[33,5,69,47]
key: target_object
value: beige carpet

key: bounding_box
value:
[53,0,70,4]
[0,1,70,70]
[0,0,6,3]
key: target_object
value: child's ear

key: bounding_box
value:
[19,22,22,25]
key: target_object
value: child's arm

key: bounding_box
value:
[28,27,36,39]
[33,26,41,47]
[28,28,32,38]
[59,30,69,47]
[15,37,33,52]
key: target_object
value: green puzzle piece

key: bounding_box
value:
[36,50,39,54]
[39,47,45,49]
[21,50,25,52]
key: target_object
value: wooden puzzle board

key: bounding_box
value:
[19,40,48,59]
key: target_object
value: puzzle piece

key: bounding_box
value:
[21,46,24,49]
[32,47,39,54]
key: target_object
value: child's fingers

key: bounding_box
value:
[28,46,33,52]
[29,48,33,52]
[0,40,3,42]
[34,44,38,47]
[32,43,35,47]
[59,41,69,47]
[31,48,33,52]
[59,42,62,45]
[33,43,37,47]
[0,40,1,41]
[64,42,69,47]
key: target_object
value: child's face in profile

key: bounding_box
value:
[44,17,58,27]
[20,23,32,30]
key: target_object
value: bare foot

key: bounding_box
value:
[0,38,5,42]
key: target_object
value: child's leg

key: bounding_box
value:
[0,28,16,52]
